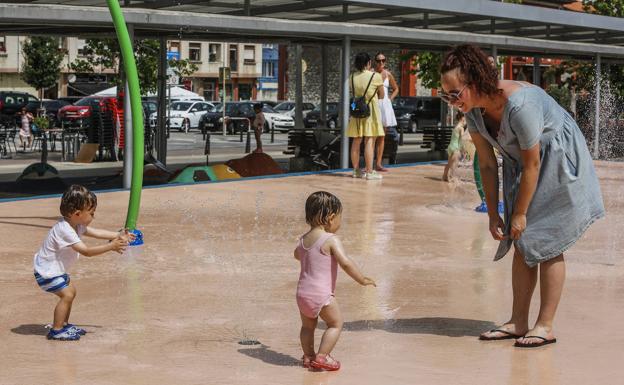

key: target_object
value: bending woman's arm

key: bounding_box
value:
[511,144,540,240]
[471,131,505,240]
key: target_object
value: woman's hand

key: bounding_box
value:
[510,213,527,240]
[489,215,507,241]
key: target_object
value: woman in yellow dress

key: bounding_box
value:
[348,52,385,180]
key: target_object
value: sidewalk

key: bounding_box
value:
[0,136,439,183]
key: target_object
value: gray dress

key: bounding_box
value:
[466,83,605,267]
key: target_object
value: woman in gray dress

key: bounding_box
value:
[439,45,604,348]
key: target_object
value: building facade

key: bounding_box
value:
[257,44,279,101]
[0,36,263,101]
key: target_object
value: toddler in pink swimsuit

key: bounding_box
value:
[295,191,376,371]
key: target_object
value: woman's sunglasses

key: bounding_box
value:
[375,58,386,63]
[440,84,468,104]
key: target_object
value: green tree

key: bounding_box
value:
[415,52,442,90]
[583,0,624,17]
[70,38,197,94]
[21,37,65,101]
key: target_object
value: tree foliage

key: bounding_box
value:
[69,38,198,94]
[21,37,65,96]
[415,52,442,90]
[582,0,624,17]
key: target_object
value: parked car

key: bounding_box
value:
[25,99,71,126]
[262,104,295,132]
[0,91,39,116]
[199,101,290,134]
[57,96,83,105]
[149,101,214,133]
[274,101,315,118]
[57,96,116,123]
[304,102,340,128]
[392,96,442,133]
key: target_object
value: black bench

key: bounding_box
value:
[421,125,454,152]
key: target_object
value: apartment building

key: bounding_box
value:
[0,36,263,101]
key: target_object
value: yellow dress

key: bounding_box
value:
[347,70,385,138]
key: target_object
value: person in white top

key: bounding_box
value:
[373,53,399,172]
[17,106,34,150]
[33,185,133,341]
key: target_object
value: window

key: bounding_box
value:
[209,43,221,63]
[263,61,276,77]
[203,82,215,101]
[243,45,255,65]
[0,36,7,53]
[229,45,238,71]
[189,42,202,62]
[77,39,88,57]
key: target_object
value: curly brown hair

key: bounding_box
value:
[60,184,97,217]
[441,45,500,97]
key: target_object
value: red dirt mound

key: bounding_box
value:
[226,152,284,177]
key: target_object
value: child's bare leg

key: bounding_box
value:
[317,298,343,356]
[447,152,460,180]
[480,248,534,338]
[254,128,263,152]
[52,284,76,330]
[300,312,318,358]
[517,254,565,344]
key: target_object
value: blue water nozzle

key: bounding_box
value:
[128,229,144,246]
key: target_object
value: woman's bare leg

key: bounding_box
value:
[350,137,362,171]
[480,248,535,339]
[363,136,375,173]
[517,254,565,344]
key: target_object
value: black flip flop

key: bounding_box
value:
[514,336,557,348]
[479,328,523,341]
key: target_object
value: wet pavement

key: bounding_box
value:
[0,161,622,385]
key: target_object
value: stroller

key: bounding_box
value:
[310,130,341,169]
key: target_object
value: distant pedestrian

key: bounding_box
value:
[252,103,265,153]
[442,112,466,182]
[373,52,399,172]
[18,106,34,150]
[348,52,385,180]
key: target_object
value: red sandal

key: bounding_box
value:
[311,354,341,371]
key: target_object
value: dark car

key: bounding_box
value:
[304,102,340,128]
[0,91,39,116]
[25,99,71,125]
[392,96,442,133]
[200,101,265,134]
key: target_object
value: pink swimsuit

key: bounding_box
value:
[296,232,337,318]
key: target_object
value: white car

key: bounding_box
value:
[149,101,215,133]
[262,105,295,132]
[274,101,315,119]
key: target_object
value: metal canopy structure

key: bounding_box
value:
[2,1,624,59]
[1,0,617,164]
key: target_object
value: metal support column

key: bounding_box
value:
[294,44,304,128]
[156,36,167,166]
[594,54,601,158]
[532,56,541,86]
[320,44,328,127]
[340,36,350,169]
[123,23,134,189]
